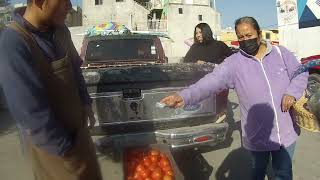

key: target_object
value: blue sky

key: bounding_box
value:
[216,0,278,29]
[10,0,278,29]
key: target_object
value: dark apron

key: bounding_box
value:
[8,22,102,180]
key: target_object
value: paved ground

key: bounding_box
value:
[1,91,320,180]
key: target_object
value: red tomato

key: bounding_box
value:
[133,172,142,180]
[150,149,160,156]
[150,155,158,163]
[135,164,146,173]
[165,170,174,176]
[163,175,174,180]
[140,168,151,179]
[159,152,166,159]
[159,158,170,168]
[144,178,152,180]
[153,167,162,173]
[143,157,152,167]
[161,155,170,162]
[151,169,163,180]
[161,164,172,172]
[148,163,158,171]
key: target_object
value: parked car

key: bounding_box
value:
[301,54,320,95]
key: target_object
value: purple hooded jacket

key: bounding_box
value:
[179,42,308,151]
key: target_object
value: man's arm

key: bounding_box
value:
[0,29,74,156]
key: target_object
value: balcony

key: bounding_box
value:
[133,20,168,32]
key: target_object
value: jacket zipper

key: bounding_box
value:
[259,61,282,145]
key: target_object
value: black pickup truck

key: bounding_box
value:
[80,32,229,151]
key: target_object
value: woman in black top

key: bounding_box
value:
[184,23,233,64]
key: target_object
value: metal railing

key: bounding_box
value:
[147,20,168,32]
[133,20,168,32]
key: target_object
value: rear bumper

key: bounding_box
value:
[93,115,228,151]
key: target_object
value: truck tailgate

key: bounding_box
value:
[91,87,216,125]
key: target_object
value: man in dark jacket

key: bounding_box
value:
[0,0,102,179]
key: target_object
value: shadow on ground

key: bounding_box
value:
[170,100,242,180]
[198,100,240,153]
[215,147,252,180]
[172,150,213,180]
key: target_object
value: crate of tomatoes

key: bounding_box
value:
[123,144,184,180]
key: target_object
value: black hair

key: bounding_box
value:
[194,23,214,44]
[235,16,261,35]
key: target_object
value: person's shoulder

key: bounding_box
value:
[214,40,228,47]
[272,45,293,57]
[188,43,200,51]
[55,24,72,40]
[61,24,71,34]
[0,27,32,65]
[190,43,199,48]
[0,27,30,51]
[224,52,240,61]
[276,45,290,52]
[220,50,244,66]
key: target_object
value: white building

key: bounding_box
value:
[276,0,320,59]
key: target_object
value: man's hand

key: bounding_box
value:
[281,94,296,112]
[84,105,96,129]
[160,94,184,108]
[197,60,206,64]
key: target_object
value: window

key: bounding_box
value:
[95,0,103,5]
[6,16,12,22]
[178,8,183,14]
[86,39,159,61]
[198,15,202,21]
[266,33,271,40]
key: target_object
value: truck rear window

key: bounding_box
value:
[85,39,159,61]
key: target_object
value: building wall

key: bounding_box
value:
[166,4,220,58]
[83,0,149,30]
[219,29,279,47]
[0,6,13,25]
[218,30,237,46]
[65,6,82,27]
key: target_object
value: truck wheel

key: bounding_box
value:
[308,74,320,95]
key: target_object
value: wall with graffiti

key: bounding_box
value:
[277,0,320,59]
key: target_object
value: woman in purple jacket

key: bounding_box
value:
[161,17,308,180]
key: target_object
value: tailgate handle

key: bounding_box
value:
[122,88,143,100]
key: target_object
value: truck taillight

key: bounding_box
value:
[194,136,210,143]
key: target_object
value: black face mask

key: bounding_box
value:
[239,38,260,56]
